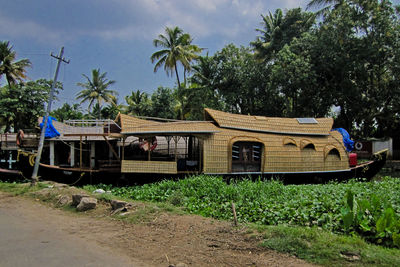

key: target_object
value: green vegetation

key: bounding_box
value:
[88,175,400,248]
[255,225,400,266]
[2,178,400,265]
[0,181,47,195]
[76,68,118,119]
[0,40,31,86]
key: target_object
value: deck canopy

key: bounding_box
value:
[38,117,119,141]
[204,108,334,136]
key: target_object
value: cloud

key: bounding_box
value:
[0,0,309,44]
[0,14,63,44]
[109,0,270,40]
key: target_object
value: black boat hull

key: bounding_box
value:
[16,149,389,185]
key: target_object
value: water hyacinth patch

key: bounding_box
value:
[86,175,400,247]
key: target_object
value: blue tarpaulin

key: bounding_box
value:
[332,128,354,152]
[40,116,60,138]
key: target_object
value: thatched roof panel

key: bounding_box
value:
[204,108,333,136]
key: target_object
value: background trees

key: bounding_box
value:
[2,0,400,139]
[0,79,62,132]
[50,103,83,121]
[0,41,31,86]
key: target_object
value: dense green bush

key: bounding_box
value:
[86,175,400,247]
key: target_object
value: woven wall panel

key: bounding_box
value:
[121,160,177,174]
[203,128,349,174]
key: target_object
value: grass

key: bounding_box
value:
[253,224,400,266]
[0,181,47,195]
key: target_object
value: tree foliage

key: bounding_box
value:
[0,79,62,132]
[76,68,118,119]
[124,90,152,117]
[151,26,202,88]
[0,41,31,86]
[51,103,83,122]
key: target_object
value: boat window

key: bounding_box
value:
[324,145,342,160]
[232,141,262,172]
[327,148,341,159]
[283,138,297,147]
[301,139,316,150]
[303,143,316,150]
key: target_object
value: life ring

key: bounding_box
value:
[139,137,157,151]
[355,142,363,151]
[16,130,24,146]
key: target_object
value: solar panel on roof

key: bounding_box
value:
[297,118,318,124]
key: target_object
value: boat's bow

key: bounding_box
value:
[351,149,388,180]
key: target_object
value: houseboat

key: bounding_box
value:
[15,108,388,183]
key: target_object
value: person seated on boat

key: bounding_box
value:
[16,129,24,146]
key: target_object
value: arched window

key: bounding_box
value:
[303,143,316,150]
[283,137,297,147]
[232,141,262,172]
[301,139,316,150]
[324,146,341,160]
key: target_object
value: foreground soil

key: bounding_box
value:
[0,186,316,267]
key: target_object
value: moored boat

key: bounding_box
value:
[14,109,389,183]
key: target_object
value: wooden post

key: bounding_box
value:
[50,141,55,165]
[90,142,95,169]
[122,137,125,160]
[166,136,170,157]
[231,201,238,226]
[70,142,75,167]
[188,135,193,159]
[80,135,83,168]
[103,136,120,161]
[147,138,151,161]
[174,136,178,162]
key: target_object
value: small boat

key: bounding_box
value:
[14,109,389,183]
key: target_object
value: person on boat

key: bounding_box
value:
[16,129,24,146]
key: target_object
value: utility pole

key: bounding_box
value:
[31,47,69,186]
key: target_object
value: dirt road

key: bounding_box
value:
[0,191,314,267]
[0,192,145,267]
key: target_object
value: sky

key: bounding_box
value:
[1,0,399,109]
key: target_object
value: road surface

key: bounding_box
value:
[0,192,145,267]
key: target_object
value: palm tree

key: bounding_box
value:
[151,26,202,88]
[125,90,151,116]
[0,41,31,85]
[251,8,315,62]
[251,9,283,62]
[307,0,345,17]
[76,69,117,119]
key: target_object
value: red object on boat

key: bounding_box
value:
[349,153,357,167]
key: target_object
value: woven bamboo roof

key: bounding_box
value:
[204,108,333,136]
[116,113,160,131]
[121,120,219,136]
